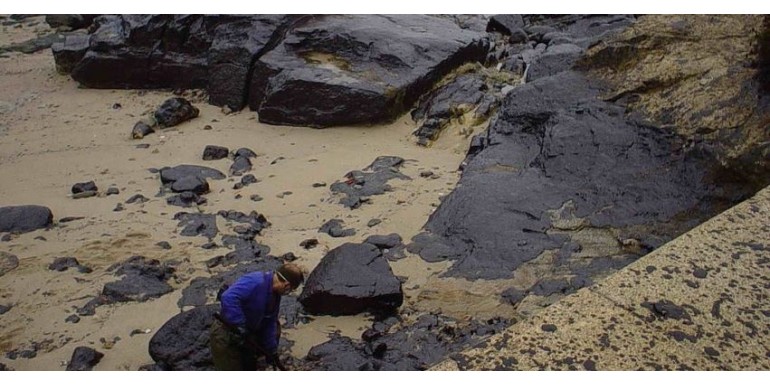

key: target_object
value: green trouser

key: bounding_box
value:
[209,319,260,371]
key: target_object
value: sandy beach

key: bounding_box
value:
[0,16,513,370]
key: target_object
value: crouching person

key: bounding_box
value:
[209,263,304,370]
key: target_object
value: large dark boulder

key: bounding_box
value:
[71,15,209,89]
[0,205,53,234]
[148,304,219,370]
[208,15,296,110]
[298,243,403,315]
[51,34,89,74]
[56,15,491,128]
[249,14,489,127]
[63,15,293,106]
[411,70,737,281]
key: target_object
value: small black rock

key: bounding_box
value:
[202,145,229,161]
[125,194,149,204]
[541,324,557,332]
[201,242,217,250]
[66,347,104,371]
[300,239,319,249]
[72,181,98,194]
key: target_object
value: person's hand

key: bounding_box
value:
[266,353,287,371]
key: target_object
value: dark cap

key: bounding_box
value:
[277,263,304,288]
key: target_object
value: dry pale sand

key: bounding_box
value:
[0,16,520,371]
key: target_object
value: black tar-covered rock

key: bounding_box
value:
[234,148,257,159]
[0,252,20,277]
[218,210,270,236]
[207,16,296,110]
[214,238,271,266]
[71,181,98,194]
[170,176,209,194]
[364,234,403,250]
[364,233,406,261]
[166,192,207,208]
[68,15,288,93]
[249,15,488,128]
[202,145,229,161]
[148,304,219,370]
[48,257,92,273]
[0,205,53,234]
[298,243,403,316]
[301,314,510,370]
[641,300,691,322]
[1,33,65,55]
[66,346,104,371]
[76,256,176,315]
[45,15,97,31]
[410,70,729,280]
[500,287,527,306]
[51,34,89,74]
[154,97,199,128]
[486,15,525,36]
[125,194,149,204]
[525,43,584,82]
[411,72,492,145]
[101,256,175,303]
[159,165,226,185]
[229,155,252,176]
[318,219,356,238]
[174,212,218,239]
[330,156,410,209]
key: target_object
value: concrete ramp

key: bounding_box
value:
[433,186,770,370]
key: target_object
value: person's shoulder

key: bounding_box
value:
[235,270,264,282]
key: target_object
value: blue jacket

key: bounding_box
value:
[220,271,281,354]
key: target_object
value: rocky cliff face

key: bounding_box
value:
[53,14,489,127]
[409,14,768,316]
[582,15,770,190]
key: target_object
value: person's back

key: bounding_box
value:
[209,263,304,370]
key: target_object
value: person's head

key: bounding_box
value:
[272,263,304,295]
